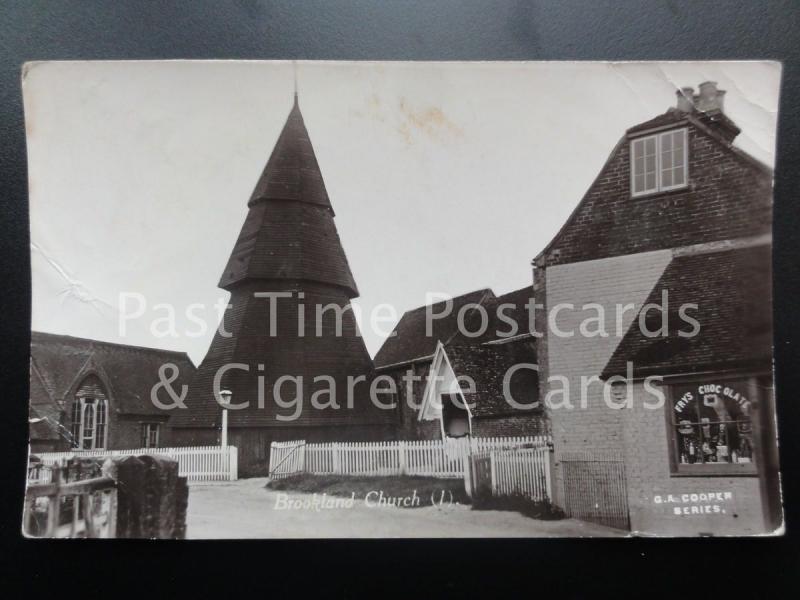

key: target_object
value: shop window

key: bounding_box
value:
[668,378,756,475]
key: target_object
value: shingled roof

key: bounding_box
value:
[443,341,540,417]
[602,244,772,379]
[30,331,196,419]
[218,95,359,297]
[248,93,332,211]
[175,96,385,429]
[626,106,741,143]
[373,289,496,368]
[456,285,537,344]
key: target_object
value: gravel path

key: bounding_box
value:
[186,478,624,538]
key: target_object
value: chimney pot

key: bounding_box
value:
[696,81,724,113]
[699,81,718,98]
[676,86,694,112]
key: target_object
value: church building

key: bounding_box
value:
[170,95,394,473]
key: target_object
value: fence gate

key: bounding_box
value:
[560,451,630,531]
[268,440,306,479]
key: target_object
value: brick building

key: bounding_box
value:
[533,82,780,534]
[29,331,195,453]
[170,95,393,473]
[375,287,546,440]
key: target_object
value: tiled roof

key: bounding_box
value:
[29,363,62,442]
[373,289,496,368]
[446,340,540,417]
[626,110,688,135]
[626,107,741,142]
[602,245,772,379]
[454,285,537,344]
[29,331,196,419]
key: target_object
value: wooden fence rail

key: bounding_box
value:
[31,445,238,482]
[24,468,117,538]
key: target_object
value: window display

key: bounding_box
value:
[670,379,755,471]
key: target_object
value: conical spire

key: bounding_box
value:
[218,97,359,297]
[247,94,332,210]
[172,94,389,449]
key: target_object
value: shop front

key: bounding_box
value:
[620,373,781,536]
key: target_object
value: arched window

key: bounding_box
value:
[70,376,108,450]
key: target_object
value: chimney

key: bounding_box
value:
[676,86,694,113]
[695,81,725,113]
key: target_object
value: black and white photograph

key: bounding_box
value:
[21,60,782,539]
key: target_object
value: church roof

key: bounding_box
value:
[374,289,496,368]
[218,95,359,297]
[29,331,195,418]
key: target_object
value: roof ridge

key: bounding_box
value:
[30,331,193,361]
[400,288,495,317]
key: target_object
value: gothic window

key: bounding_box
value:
[70,376,108,450]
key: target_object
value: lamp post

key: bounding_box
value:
[219,389,232,448]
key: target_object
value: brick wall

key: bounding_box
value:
[113,415,171,450]
[544,250,673,507]
[472,414,548,438]
[537,122,771,268]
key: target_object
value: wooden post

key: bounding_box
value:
[544,447,553,502]
[398,441,407,476]
[489,451,497,496]
[299,442,306,474]
[221,408,228,448]
[228,446,238,481]
[462,446,473,499]
[46,467,63,537]
[333,443,341,474]
[84,492,96,537]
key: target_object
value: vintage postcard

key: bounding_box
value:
[22,60,782,538]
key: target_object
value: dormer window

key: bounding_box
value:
[631,128,688,197]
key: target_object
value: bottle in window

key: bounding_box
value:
[738,437,752,463]
[716,423,729,463]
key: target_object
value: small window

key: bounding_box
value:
[141,423,160,449]
[668,378,756,476]
[631,128,688,197]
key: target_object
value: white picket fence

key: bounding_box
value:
[30,445,238,482]
[487,446,552,502]
[268,436,549,480]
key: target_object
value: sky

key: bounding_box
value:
[24,61,780,364]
